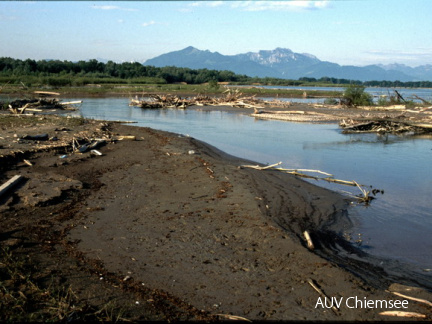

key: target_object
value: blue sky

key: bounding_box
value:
[1,1,431,67]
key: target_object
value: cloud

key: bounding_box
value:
[363,49,432,65]
[189,1,225,8]
[366,49,432,58]
[92,5,138,12]
[92,39,120,47]
[0,14,18,21]
[142,20,156,27]
[231,1,330,12]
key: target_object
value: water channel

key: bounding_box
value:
[68,97,432,275]
[242,85,432,104]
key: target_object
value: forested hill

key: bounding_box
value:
[1,57,432,88]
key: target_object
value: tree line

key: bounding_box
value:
[0,57,250,86]
[1,57,431,88]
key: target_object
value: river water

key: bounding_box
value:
[241,85,432,104]
[67,97,432,274]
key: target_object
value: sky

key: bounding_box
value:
[1,0,431,67]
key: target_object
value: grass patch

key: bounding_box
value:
[0,247,87,321]
[0,247,126,322]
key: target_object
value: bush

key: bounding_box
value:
[343,84,373,106]
[208,79,220,90]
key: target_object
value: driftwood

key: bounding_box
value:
[387,283,432,307]
[90,149,103,156]
[240,162,348,184]
[251,110,335,123]
[239,162,379,204]
[216,314,252,322]
[340,118,432,134]
[239,161,282,170]
[112,135,136,141]
[0,175,23,199]
[389,291,432,307]
[379,311,426,318]
[394,90,406,103]
[33,91,60,96]
[130,94,194,109]
[8,97,81,114]
[412,94,431,105]
[129,89,284,110]
[303,230,314,250]
[307,278,339,314]
[61,100,83,106]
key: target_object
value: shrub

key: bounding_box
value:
[343,84,373,106]
[208,79,220,90]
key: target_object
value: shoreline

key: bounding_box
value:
[1,113,431,320]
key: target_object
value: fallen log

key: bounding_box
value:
[379,311,425,318]
[275,167,333,177]
[323,177,357,186]
[307,278,339,314]
[0,175,24,199]
[216,314,252,322]
[34,91,60,96]
[112,135,136,141]
[387,283,432,307]
[61,100,83,105]
[239,161,378,207]
[303,230,314,250]
[412,94,431,105]
[239,162,282,170]
[389,291,432,307]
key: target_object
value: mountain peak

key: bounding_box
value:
[144,47,428,81]
[181,46,200,53]
[243,48,319,66]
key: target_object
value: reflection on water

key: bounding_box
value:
[71,98,432,271]
[303,132,432,149]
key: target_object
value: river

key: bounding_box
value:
[69,97,432,274]
[237,85,432,104]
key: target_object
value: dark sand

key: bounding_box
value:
[1,113,432,321]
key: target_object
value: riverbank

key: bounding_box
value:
[0,83,341,99]
[1,113,431,321]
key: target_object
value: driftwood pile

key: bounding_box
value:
[5,91,82,114]
[340,118,432,134]
[239,161,381,205]
[130,89,292,110]
[130,94,192,109]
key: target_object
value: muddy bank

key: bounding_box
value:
[1,115,431,320]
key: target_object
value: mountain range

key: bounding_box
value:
[143,46,432,82]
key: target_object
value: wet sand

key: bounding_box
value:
[1,113,432,320]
